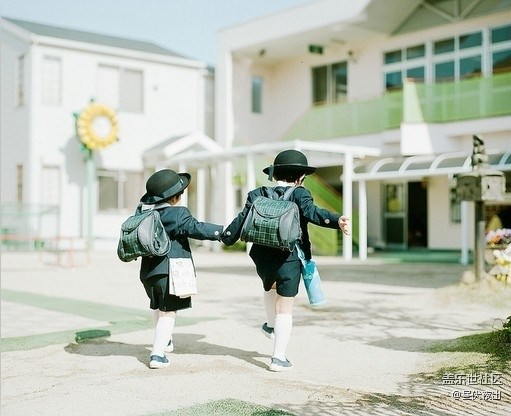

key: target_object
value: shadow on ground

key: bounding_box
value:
[64,333,269,370]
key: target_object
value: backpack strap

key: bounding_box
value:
[264,185,299,200]
[135,203,144,214]
[261,186,276,199]
[281,187,296,201]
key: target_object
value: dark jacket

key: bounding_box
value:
[221,186,341,262]
[140,205,223,280]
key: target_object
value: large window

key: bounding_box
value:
[96,65,144,113]
[251,75,263,113]
[42,56,62,105]
[97,170,143,212]
[383,24,511,90]
[312,61,347,104]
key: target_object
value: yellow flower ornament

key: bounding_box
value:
[76,103,119,150]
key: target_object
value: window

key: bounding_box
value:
[459,55,482,79]
[312,61,347,104]
[383,25,511,88]
[434,38,455,54]
[406,45,425,60]
[16,164,23,203]
[40,166,60,206]
[97,170,143,211]
[433,32,484,82]
[385,71,402,90]
[121,69,143,113]
[459,32,482,49]
[406,66,424,80]
[251,75,263,113]
[435,61,455,81]
[42,56,62,105]
[384,50,402,64]
[16,55,25,107]
[383,44,425,90]
[491,24,511,74]
[493,50,511,74]
[491,24,511,44]
[96,65,143,113]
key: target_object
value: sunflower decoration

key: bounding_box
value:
[76,102,119,151]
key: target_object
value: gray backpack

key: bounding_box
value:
[117,204,171,262]
[240,187,302,251]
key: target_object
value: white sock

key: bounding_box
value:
[263,289,277,328]
[151,313,175,357]
[153,309,174,343]
[272,313,292,360]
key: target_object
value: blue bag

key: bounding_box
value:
[296,246,326,307]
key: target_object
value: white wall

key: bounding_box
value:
[0,30,32,204]
[2,23,209,243]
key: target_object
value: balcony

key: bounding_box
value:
[284,72,511,141]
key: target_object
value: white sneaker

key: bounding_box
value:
[261,323,275,339]
[149,355,169,369]
[164,339,174,353]
[269,357,293,372]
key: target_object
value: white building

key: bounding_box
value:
[209,0,511,260]
[1,18,217,250]
[2,1,511,262]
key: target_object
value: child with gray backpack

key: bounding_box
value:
[138,169,223,369]
[221,149,349,372]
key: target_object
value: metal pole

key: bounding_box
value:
[86,148,94,251]
[474,200,485,280]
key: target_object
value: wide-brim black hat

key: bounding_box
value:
[140,169,191,204]
[263,149,317,180]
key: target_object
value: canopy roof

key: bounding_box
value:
[353,151,511,181]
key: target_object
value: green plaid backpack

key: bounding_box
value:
[240,187,302,251]
[117,204,171,262]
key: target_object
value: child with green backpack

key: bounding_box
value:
[221,149,349,372]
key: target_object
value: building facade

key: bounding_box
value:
[213,0,511,260]
[1,18,216,249]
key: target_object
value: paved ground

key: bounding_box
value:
[1,247,510,415]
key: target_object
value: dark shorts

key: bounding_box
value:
[254,259,301,297]
[142,275,192,312]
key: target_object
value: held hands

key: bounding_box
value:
[338,216,350,235]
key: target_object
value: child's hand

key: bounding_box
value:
[338,216,350,235]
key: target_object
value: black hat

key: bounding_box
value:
[140,169,191,204]
[263,149,317,180]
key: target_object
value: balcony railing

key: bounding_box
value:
[284,72,511,140]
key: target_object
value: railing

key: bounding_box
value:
[304,174,361,256]
[284,72,511,140]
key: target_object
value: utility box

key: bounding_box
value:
[457,169,506,201]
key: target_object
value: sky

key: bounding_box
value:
[1,0,312,66]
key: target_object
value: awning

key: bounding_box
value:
[352,151,511,181]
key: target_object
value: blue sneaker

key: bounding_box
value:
[269,357,293,372]
[164,339,174,353]
[149,354,169,369]
[261,323,275,339]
